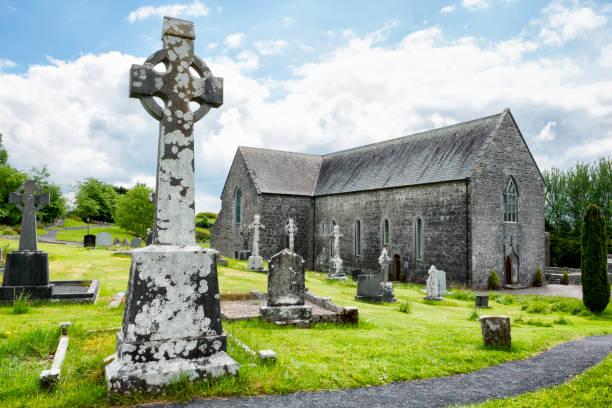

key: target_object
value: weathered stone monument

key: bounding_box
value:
[480,316,511,347]
[260,249,312,325]
[285,218,297,252]
[378,247,396,302]
[105,17,238,398]
[239,226,250,260]
[247,214,265,272]
[327,225,345,280]
[130,238,142,248]
[83,234,96,248]
[424,265,442,301]
[355,248,396,302]
[97,232,112,247]
[475,294,490,308]
[431,265,448,295]
[0,180,52,300]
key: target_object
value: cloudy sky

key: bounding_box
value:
[0,0,611,211]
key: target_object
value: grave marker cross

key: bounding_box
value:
[285,218,297,252]
[9,180,50,251]
[129,16,223,245]
[248,214,265,257]
[330,225,343,259]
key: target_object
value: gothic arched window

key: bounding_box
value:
[504,178,518,222]
[382,218,390,246]
[415,217,423,260]
[355,219,361,256]
[234,188,242,224]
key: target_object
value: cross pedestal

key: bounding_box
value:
[105,17,237,399]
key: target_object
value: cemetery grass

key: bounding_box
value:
[0,240,611,407]
[55,226,137,243]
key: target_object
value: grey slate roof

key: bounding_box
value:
[238,111,506,196]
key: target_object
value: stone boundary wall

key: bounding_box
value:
[304,291,358,324]
[545,266,612,285]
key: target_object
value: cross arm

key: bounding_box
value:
[35,193,51,210]
[8,192,24,211]
[129,63,164,99]
[191,57,223,108]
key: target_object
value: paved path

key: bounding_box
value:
[494,284,584,299]
[145,335,612,408]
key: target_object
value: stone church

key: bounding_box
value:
[211,109,545,289]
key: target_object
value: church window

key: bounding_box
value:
[504,178,518,222]
[355,220,361,256]
[234,188,242,224]
[415,217,423,260]
[320,222,326,236]
[382,218,390,246]
[330,220,336,253]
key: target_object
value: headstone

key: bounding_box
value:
[0,180,52,301]
[122,238,129,246]
[475,295,490,308]
[113,238,120,246]
[378,247,391,282]
[285,218,298,252]
[84,234,96,248]
[380,282,396,303]
[437,268,448,295]
[480,316,511,348]
[239,250,251,260]
[247,214,265,272]
[217,256,228,267]
[327,225,345,280]
[130,238,142,248]
[351,269,361,281]
[260,249,312,324]
[96,232,112,247]
[355,274,383,302]
[145,228,153,246]
[105,17,237,399]
[424,265,442,301]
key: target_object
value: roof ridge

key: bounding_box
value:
[239,145,322,158]
[322,111,504,158]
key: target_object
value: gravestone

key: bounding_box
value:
[355,274,383,302]
[285,218,297,252]
[105,17,237,399]
[239,227,250,260]
[379,247,390,282]
[130,238,142,248]
[0,180,52,301]
[327,225,345,280]
[424,265,442,301]
[113,238,120,246]
[437,268,448,295]
[122,238,129,246]
[480,316,511,347]
[96,232,111,247]
[475,294,490,308]
[247,214,265,272]
[145,228,153,246]
[260,249,312,324]
[84,234,96,248]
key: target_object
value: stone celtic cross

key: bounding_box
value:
[129,17,223,246]
[378,247,391,282]
[331,225,343,259]
[248,214,265,257]
[9,180,50,251]
[285,218,298,252]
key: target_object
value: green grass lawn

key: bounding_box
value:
[61,218,90,228]
[55,226,138,243]
[0,239,611,407]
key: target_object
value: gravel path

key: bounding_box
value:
[145,335,612,408]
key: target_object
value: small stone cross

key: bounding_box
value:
[285,218,298,252]
[9,180,50,251]
[248,214,265,257]
[330,225,343,259]
[378,247,391,282]
[129,17,223,246]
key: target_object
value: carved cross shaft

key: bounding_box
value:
[129,17,223,246]
[378,247,391,282]
[285,218,297,252]
[331,225,343,259]
[9,180,50,251]
[248,214,265,257]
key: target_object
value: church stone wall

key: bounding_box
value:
[211,151,260,259]
[314,181,469,285]
[470,112,545,289]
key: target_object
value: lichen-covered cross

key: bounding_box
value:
[248,214,265,257]
[378,247,391,282]
[9,180,50,251]
[285,218,298,252]
[330,225,343,259]
[129,17,223,246]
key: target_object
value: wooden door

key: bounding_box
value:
[394,254,401,281]
[505,257,512,285]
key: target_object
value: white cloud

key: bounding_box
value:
[536,121,557,142]
[538,0,607,45]
[440,5,456,13]
[128,0,209,23]
[462,0,490,11]
[224,33,245,48]
[0,58,16,71]
[254,40,288,56]
[207,42,218,50]
[283,17,294,27]
[599,44,612,67]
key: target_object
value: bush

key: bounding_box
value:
[534,269,543,285]
[399,300,412,313]
[581,204,610,313]
[488,270,499,290]
[196,230,210,242]
[561,269,569,284]
[468,308,480,321]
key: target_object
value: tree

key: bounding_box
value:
[0,134,7,165]
[114,184,154,239]
[581,204,610,313]
[74,178,118,222]
[28,166,66,224]
[0,164,27,225]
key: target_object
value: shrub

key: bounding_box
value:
[581,204,610,313]
[495,294,514,305]
[561,269,569,284]
[526,301,550,314]
[399,300,412,313]
[468,308,480,321]
[488,270,499,290]
[554,316,569,325]
[534,269,543,286]
[450,287,476,301]
[196,230,210,242]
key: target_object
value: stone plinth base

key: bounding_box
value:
[0,284,52,301]
[327,257,345,280]
[480,316,511,348]
[247,255,264,272]
[105,351,239,399]
[3,250,49,287]
[380,282,397,303]
[424,296,443,301]
[260,305,312,324]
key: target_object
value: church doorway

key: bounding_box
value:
[393,254,401,281]
[505,256,513,285]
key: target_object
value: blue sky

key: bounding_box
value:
[1,0,611,211]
